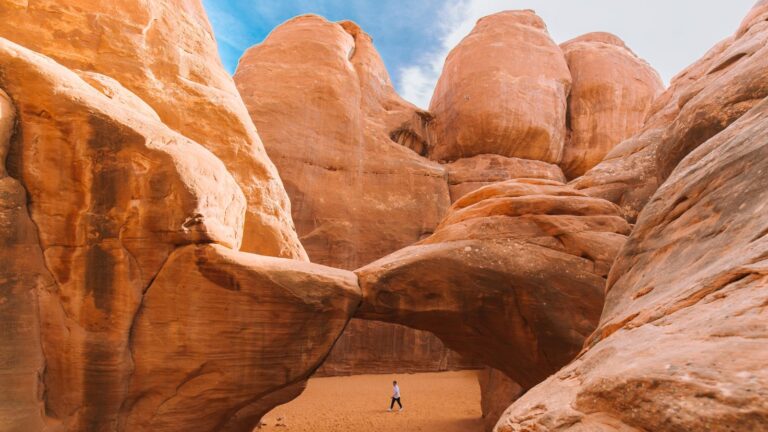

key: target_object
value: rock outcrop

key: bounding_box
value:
[234,15,466,376]
[316,320,476,376]
[479,368,523,432]
[1,37,247,430]
[560,32,663,179]
[123,244,359,432]
[0,88,51,432]
[572,3,768,221]
[428,11,572,164]
[0,5,359,431]
[0,0,306,259]
[495,95,768,432]
[357,179,631,388]
[234,15,448,269]
[444,155,566,203]
[4,2,768,432]
[426,13,660,206]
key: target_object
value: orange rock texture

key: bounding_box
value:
[233,15,472,376]
[479,368,523,432]
[560,32,664,179]
[428,11,572,164]
[234,15,447,271]
[2,1,768,432]
[0,2,357,431]
[357,179,631,389]
[572,1,768,220]
[0,0,306,259]
[495,90,768,432]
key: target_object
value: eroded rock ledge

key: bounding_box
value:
[356,179,630,389]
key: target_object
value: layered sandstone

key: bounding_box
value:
[357,179,631,388]
[572,3,768,220]
[496,95,768,432]
[444,155,566,202]
[560,32,663,179]
[0,13,358,432]
[234,15,464,375]
[0,0,305,259]
[429,11,572,163]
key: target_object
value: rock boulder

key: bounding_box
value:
[428,10,572,164]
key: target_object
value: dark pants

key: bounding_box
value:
[390,397,402,409]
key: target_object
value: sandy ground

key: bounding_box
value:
[258,370,484,432]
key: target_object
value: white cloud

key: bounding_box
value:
[397,0,756,109]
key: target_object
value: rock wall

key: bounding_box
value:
[0,0,306,259]
[3,2,767,432]
[572,1,768,221]
[494,3,768,430]
[495,89,768,432]
[478,368,523,432]
[234,15,476,376]
[0,2,359,431]
[0,88,51,432]
[560,32,663,179]
[357,179,631,388]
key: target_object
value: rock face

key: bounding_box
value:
[234,15,448,269]
[1,37,247,430]
[429,10,572,164]
[0,6,359,431]
[357,179,631,389]
[124,244,359,432]
[426,13,660,206]
[572,3,768,220]
[444,155,566,202]
[495,96,768,432]
[0,0,306,259]
[315,320,476,376]
[0,88,51,432]
[234,15,469,376]
[479,368,523,432]
[560,33,663,179]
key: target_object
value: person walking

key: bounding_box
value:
[388,380,403,412]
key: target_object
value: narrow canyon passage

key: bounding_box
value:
[257,371,484,432]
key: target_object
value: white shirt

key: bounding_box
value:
[392,384,400,398]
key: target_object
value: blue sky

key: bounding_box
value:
[203,0,757,108]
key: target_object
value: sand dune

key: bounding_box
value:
[257,371,484,432]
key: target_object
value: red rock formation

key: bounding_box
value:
[0,37,248,430]
[444,155,566,202]
[315,320,476,376]
[0,10,358,432]
[124,244,359,432]
[234,15,448,269]
[572,3,768,220]
[560,32,663,179]
[428,10,572,164]
[0,0,306,259]
[479,368,523,432]
[234,15,467,376]
[496,95,768,432]
[357,179,630,388]
[0,88,51,432]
